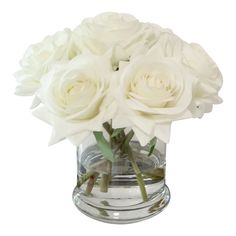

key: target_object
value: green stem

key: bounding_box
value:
[127,146,148,202]
[123,130,135,151]
[99,161,111,192]
[113,136,126,154]
[100,174,110,192]
[98,123,148,202]
[103,122,113,136]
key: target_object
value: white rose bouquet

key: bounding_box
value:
[15,12,222,204]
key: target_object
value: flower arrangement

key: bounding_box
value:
[15,12,222,220]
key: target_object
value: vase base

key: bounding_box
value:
[72,185,170,224]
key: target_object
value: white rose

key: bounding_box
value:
[33,54,116,145]
[113,56,194,145]
[147,32,186,58]
[148,33,222,117]
[74,12,169,66]
[182,43,223,117]
[15,28,80,96]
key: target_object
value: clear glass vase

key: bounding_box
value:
[72,134,170,224]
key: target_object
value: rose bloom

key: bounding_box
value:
[182,43,223,117]
[15,28,80,96]
[74,12,170,69]
[113,55,194,145]
[146,32,222,118]
[33,54,116,145]
[14,12,223,146]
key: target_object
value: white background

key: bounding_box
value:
[0,0,235,235]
